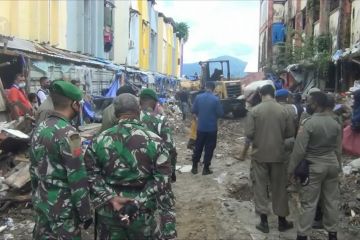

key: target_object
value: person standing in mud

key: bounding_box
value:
[29,81,93,239]
[245,84,295,233]
[289,92,342,240]
[191,81,224,175]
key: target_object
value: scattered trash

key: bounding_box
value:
[343,165,353,175]
[213,172,227,184]
[351,209,356,217]
[349,158,360,171]
[0,225,7,233]
[3,233,14,240]
[176,165,192,173]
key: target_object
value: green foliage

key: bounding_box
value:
[273,27,331,79]
[174,22,189,42]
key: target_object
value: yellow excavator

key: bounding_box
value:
[184,60,246,149]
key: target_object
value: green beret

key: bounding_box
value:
[52,80,82,101]
[139,88,158,101]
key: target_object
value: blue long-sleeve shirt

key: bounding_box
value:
[192,91,224,132]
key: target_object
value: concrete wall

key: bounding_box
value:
[351,0,360,46]
[0,0,67,48]
[113,0,130,65]
[66,0,105,58]
[329,9,340,51]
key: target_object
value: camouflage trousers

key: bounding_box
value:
[96,212,157,240]
[33,210,81,240]
[158,183,177,239]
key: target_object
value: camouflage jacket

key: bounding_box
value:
[84,118,172,218]
[140,109,177,170]
[29,112,92,223]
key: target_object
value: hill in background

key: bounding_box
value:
[182,55,247,78]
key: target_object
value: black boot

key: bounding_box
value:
[171,171,176,182]
[191,162,198,174]
[256,214,269,233]
[202,166,213,175]
[328,232,337,240]
[296,235,307,240]
[278,216,294,232]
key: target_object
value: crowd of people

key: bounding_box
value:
[185,80,359,240]
[2,72,360,239]
[243,84,360,240]
[3,74,177,239]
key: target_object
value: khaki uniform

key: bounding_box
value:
[246,99,295,217]
[279,102,298,164]
[100,103,117,132]
[289,112,341,236]
[35,96,54,125]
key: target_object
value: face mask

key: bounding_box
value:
[18,82,26,88]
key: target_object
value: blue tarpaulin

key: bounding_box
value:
[272,23,285,44]
[104,71,122,97]
[83,101,95,120]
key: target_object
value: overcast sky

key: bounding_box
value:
[155,0,260,72]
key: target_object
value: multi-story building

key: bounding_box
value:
[259,0,360,91]
[0,0,182,77]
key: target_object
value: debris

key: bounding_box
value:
[213,172,227,184]
[1,129,29,139]
[349,158,360,171]
[343,165,353,175]
[357,193,360,201]
[351,209,356,217]
[0,225,7,233]
[3,233,14,240]
[177,165,192,173]
[4,162,30,189]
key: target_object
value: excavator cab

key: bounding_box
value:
[196,60,246,117]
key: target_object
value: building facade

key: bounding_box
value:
[259,0,360,91]
[0,0,183,77]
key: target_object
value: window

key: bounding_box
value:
[314,0,320,22]
[330,0,340,13]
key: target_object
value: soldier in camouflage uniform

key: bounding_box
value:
[30,80,93,239]
[84,93,176,240]
[139,88,177,181]
[139,88,177,239]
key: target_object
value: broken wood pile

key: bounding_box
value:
[0,121,31,212]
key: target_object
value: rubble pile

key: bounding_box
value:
[340,157,360,230]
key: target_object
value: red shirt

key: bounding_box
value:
[7,85,32,117]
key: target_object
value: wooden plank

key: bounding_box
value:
[4,162,30,189]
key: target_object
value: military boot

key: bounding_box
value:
[328,232,337,240]
[191,162,198,174]
[278,216,294,232]
[256,214,269,233]
[296,236,307,240]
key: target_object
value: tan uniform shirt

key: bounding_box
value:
[35,96,54,125]
[100,103,117,132]
[246,98,295,163]
[289,112,342,174]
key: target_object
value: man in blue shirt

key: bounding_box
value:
[191,81,224,175]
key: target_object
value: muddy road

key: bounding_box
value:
[1,118,360,240]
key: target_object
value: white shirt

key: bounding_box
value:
[37,89,48,104]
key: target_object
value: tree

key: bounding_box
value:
[174,22,189,42]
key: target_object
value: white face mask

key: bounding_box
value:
[18,82,26,88]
